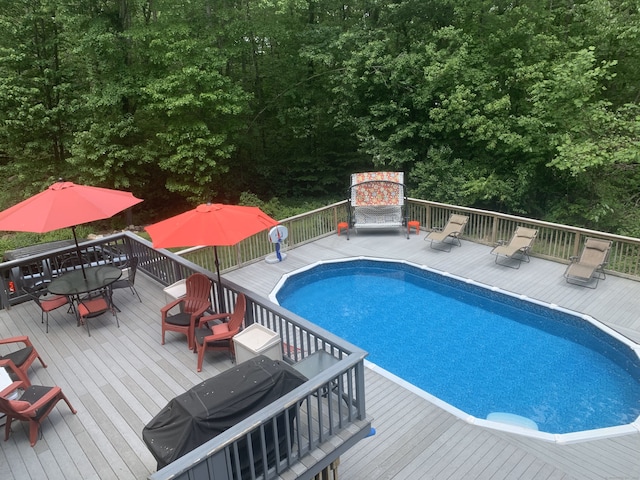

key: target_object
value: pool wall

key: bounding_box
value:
[270,256,640,444]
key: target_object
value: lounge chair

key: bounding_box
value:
[161,273,211,350]
[425,214,469,251]
[0,359,76,447]
[194,293,246,371]
[490,227,538,268]
[0,336,47,382]
[564,238,612,288]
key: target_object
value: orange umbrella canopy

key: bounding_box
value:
[0,181,143,233]
[145,203,279,249]
[146,203,279,311]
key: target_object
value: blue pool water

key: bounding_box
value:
[275,259,640,434]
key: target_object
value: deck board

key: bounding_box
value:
[2,230,640,479]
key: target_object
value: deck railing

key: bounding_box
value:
[404,199,640,280]
[0,232,370,480]
[179,203,347,274]
[173,198,640,281]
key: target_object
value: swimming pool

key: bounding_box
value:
[271,258,640,439]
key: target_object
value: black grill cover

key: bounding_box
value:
[143,355,307,471]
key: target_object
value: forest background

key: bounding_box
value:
[1,0,639,250]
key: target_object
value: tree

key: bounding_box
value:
[0,0,76,189]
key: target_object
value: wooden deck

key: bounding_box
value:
[2,229,640,479]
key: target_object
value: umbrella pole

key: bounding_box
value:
[72,226,88,280]
[214,247,225,312]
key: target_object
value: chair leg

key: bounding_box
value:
[28,420,40,447]
[109,287,121,313]
[35,352,47,370]
[4,416,12,441]
[196,343,205,372]
[494,254,523,269]
[131,286,141,302]
[61,392,77,414]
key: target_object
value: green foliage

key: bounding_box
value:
[410,146,471,205]
[238,191,338,220]
[0,0,639,235]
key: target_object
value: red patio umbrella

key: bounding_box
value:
[145,203,279,310]
[0,180,143,278]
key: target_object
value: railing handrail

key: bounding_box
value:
[409,198,640,246]
[170,198,640,281]
[151,350,368,480]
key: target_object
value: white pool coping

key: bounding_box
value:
[269,256,640,444]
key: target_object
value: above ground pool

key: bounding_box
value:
[271,258,640,439]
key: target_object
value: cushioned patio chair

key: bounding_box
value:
[111,256,142,308]
[77,289,119,337]
[161,273,211,350]
[0,336,47,384]
[490,227,538,269]
[194,293,246,371]
[24,284,70,333]
[564,238,613,288]
[424,214,469,251]
[0,359,76,447]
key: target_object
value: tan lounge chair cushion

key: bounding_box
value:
[565,263,599,279]
[492,227,537,257]
[585,239,610,252]
[516,230,536,239]
[427,215,469,243]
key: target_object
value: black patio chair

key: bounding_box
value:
[111,256,141,304]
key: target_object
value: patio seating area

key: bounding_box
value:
[1,226,640,479]
[0,192,640,480]
[0,234,370,480]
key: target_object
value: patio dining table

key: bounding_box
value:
[48,265,122,322]
[48,265,122,297]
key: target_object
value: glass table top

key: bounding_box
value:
[48,265,122,296]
